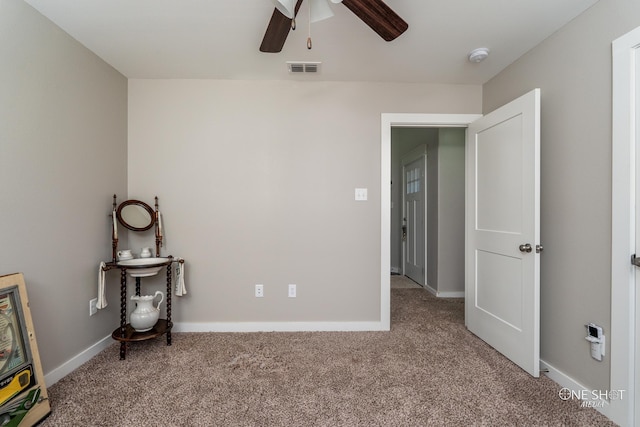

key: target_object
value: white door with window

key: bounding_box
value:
[403,153,426,286]
[465,89,541,377]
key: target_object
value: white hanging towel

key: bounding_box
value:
[157,211,163,245]
[175,258,187,296]
[112,209,118,239]
[97,262,108,309]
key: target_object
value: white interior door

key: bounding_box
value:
[465,89,541,377]
[403,154,426,285]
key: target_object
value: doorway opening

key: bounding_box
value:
[382,90,540,378]
[391,127,466,296]
[379,114,481,329]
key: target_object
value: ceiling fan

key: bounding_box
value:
[260,0,408,53]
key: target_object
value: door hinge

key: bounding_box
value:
[632,254,640,267]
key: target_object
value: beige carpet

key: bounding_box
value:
[41,290,614,426]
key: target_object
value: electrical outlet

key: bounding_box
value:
[288,284,296,298]
[355,188,368,201]
[89,298,98,316]
[255,284,264,298]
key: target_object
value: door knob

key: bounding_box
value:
[519,243,532,253]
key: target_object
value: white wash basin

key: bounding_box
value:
[117,257,172,277]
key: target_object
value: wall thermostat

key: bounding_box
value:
[585,323,605,361]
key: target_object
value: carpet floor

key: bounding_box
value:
[40,289,615,426]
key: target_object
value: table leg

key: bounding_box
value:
[166,263,172,346]
[120,268,127,360]
[135,277,141,296]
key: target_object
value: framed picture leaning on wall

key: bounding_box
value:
[0,273,50,426]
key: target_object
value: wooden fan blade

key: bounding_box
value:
[341,0,408,41]
[260,0,304,53]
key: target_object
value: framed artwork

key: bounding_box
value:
[0,273,50,426]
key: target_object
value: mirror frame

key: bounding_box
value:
[116,199,155,231]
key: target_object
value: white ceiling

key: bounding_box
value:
[24,0,599,84]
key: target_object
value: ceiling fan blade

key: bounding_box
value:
[260,0,304,53]
[341,0,408,41]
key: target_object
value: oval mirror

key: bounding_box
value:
[116,200,155,231]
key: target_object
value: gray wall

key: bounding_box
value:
[483,0,640,392]
[127,81,481,324]
[0,0,127,374]
[436,128,465,295]
[426,137,439,289]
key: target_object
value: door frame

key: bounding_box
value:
[380,114,482,329]
[610,25,640,427]
[401,145,428,283]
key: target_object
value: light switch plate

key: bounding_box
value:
[355,188,368,201]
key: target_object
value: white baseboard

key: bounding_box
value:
[424,284,464,299]
[44,334,112,386]
[436,291,465,298]
[424,283,438,296]
[390,266,400,274]
[540,359,612,421]
[173,321,388,333]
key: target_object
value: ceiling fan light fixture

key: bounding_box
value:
[310,0,334,23]
[271,0,297,19]
[468,47,490,63]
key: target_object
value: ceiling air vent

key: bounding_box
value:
[287,61,321,74]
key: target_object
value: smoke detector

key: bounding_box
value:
[468,48,490,63]
[287,61,321,73]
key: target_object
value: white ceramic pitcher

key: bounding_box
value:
[117,249,133,261]
[130,291,164,332]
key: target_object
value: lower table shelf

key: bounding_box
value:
[109,261,175,359]
[111,319,173,342]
